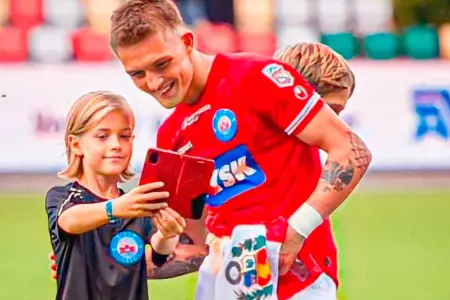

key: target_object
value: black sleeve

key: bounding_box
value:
[151,248,170,268]
[45,185,82,252]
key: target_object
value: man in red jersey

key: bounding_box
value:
[109,1,371,299]
[47,43,356,296]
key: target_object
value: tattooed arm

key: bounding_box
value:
[146,233,208,279]
[146,217,209,279]
[296,104,372,218]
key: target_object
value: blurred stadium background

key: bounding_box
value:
[1,0,450,299]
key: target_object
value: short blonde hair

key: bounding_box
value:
[58,91,136,181]
[110,0,183,55]
[274,43,355,97]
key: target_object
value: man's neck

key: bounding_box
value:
[183,51,215,105]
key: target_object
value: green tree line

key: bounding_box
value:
[393,0,450,28]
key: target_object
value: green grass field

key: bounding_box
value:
[1,190,450,300]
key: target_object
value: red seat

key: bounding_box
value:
[0,26,28,62]
[72,27,113,62]
[194,21,238,54]
[238,30,276,56]
[9,0,44,31]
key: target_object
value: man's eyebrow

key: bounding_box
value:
[152,55,172,64]
[126,55,173,74]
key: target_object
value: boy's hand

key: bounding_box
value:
[113,182,169,218]
[152,207,186,238]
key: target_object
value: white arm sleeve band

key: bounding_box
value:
[288,203,324,238]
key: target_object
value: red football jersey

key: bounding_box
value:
[157,53,338,298]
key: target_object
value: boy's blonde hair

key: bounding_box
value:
[274,43,355,97]
[58,91,136,181]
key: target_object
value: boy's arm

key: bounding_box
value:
[46,186,84,245]
[58,202,109,235]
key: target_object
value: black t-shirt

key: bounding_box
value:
[45,182,151,300]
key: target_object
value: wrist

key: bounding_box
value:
[151,231,179,255]
[288,203,323,239]
[105,199,119,223]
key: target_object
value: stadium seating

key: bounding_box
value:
[321,32,358,60]
[317,0,350,33]
[194,22,238,54]
[0,0,447,62]
[354,0,393,35]
[237,30,277,56]
[72,27,113,62]
[401,25,440,59]
[275,0,313,25]
[44,0,85,30]
[364,32,399,60]
[29,25,73,63]
[0,26,28,62]
[9,0,44,31]
[276,26,320,50]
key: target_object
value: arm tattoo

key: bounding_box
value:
[321,132,371,192]
[147,254,206,279]
[349,132,371,171]
[147,233,208,280]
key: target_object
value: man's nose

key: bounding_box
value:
[146,76,164,93]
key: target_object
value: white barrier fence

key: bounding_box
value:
[0,60,449,172]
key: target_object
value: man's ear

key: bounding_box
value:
[181,32,194,54]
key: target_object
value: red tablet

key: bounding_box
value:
[139,148,215,219]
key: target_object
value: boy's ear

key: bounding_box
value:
[68,135,83,156]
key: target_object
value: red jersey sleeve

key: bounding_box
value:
[245,60,324,136]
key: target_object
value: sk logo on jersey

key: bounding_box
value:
[207,145,266,207]
[262,63,294,88]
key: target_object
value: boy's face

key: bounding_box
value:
[73,110,134,178]
[117,29,195,109]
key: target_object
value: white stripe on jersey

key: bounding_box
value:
[285,92,321,135]
[57,191,81,216]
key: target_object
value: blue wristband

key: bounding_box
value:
[106,200,118,224]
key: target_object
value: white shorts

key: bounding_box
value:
[196,258,336,300]
[289,274,337,300]
[195,227,337,300]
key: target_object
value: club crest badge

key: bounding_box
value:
[110,230,145,266]
[262,63,294,88]
[212,109,237,142]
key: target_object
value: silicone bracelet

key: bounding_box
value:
[106,200,118,224]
